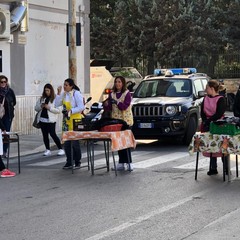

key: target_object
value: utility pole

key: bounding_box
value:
[68,0,77,84]
[79,0,90,94]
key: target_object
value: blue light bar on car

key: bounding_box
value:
[154,68,197,76]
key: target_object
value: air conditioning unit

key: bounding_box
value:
[0,9,10,39]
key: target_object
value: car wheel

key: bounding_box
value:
[183,117,197,145]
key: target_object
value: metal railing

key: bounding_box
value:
[11,95,62,135]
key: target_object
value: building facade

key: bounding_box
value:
[0,0,90,134]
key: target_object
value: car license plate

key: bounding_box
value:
[139,123,153,128]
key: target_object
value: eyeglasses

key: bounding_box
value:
[0,81,6,84]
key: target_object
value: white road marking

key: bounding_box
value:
[133,152,189,168]
[175,157,238,171]
[27,150,150,167]
[28,150,104,166]
[174,158,210,169]
[85,190,209,240]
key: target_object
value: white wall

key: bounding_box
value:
[25,0,88,94]
[0,4,11,79]
[0,0,90,134]
[1,0,90,95]
[0,41,11,79]
[25,9,69,94]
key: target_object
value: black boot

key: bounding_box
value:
[207,169,218,175]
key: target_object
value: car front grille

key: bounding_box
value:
[132,105,163,117]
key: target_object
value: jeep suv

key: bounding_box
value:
[131,68,210,145]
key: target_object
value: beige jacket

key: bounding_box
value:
[34,98,60,123]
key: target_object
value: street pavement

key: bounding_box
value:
[3,130,240,239]
[8,132,62,158]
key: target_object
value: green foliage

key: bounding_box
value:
[90,0,240,76]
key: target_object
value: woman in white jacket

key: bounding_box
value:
[35,83,65,156]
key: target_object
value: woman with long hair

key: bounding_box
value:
[103,76,134,171]
[35,83,64,156]
[55,78,85,169]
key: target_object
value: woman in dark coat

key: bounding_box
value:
[0,75,16,157]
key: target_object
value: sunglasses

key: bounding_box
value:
[0,81,6,83]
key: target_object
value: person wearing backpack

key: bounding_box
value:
[55,78,85,169]
[0,75,16,158]
[103,76,134,171]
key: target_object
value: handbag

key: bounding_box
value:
[32,111,41,129]
[0,97,5,119]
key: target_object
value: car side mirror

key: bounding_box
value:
[198,91,206,98]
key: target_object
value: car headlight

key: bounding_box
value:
[165,105,177,115]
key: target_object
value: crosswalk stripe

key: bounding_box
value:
[28,150,104,166]
[27,150,150,167]
[133,152,189,168]
[29,150,239,171]
[174,158,210,169]
[175,157,238,170]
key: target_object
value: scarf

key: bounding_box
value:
[0,86,9,103]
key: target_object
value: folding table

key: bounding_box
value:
[62,130,136,175]
[189,132,239,182]
[3,132,21,173]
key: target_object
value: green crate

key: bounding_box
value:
[210,122,240,135]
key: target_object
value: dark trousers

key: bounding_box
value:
[40,122,62,150]
[118,148,132,164]
[0,156,6,171]
[64,140,81,165]
[2,116,13,154]
[118,126,132,164]
[210,155,228,171]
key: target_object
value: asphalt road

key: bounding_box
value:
[1,139,240,240]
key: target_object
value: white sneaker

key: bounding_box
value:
[57,149,65,156]
[43,150,51,156]
[126,163,134,171]
[116,163,125,171]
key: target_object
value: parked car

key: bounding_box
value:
[102,66,143,100]
[131,68,210,145]
[90,60,143,103]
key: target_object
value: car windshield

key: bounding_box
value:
[133,78,192,98]
[110,67,142,79]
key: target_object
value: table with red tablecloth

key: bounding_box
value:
[62,130,136,175]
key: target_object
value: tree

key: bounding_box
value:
[90,0,240,76]
[90,0,116,59]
